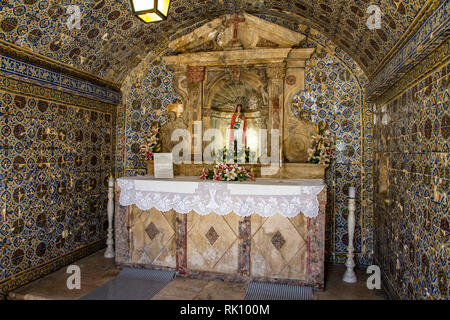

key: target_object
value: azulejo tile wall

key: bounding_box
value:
[119,15,373,266]
[292,40,371,266]
[373,60,449,300]
[121,58,178,177]
[0,61,117,297]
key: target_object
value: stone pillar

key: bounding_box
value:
[266,63,286,165]
[307,188,327,290]
[114,182,130,265]
[202,69,212,160]
[187,66,205,161]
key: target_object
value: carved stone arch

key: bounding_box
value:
[201,69,270,153]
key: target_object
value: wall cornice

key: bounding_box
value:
[0,40,121,100]
[366,0,450,101]
[373,38,449,105]
[0,74,118,113]
[369,0,441,79]
[0,40,120,91]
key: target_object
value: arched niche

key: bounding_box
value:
[203,69,269,157]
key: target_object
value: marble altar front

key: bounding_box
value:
[114,177,327,289]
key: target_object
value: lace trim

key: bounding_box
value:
[118,179,324,218]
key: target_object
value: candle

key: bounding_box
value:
[349,187,356,198]
[279,146,282,168]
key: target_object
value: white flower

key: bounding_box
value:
[225,169,238,180]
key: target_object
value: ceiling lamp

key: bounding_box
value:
[130,0,171,23]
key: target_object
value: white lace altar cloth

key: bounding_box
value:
[118,176,325,218]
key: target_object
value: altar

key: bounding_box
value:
[114,176,327,289]
[114,13,331,290]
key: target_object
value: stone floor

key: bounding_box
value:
[7,250,386,300]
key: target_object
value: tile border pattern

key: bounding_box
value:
[366,0,450,100]
[0,74,118,113]
[0,54,121,105]
[369,0,441,79]
[0,40,120,92]
[374,38,450,106]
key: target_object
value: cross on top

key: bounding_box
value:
[227,13,245,41]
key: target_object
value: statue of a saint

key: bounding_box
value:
[229,104,247,149]
[160,111,189,153]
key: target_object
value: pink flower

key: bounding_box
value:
[145,151,153,160]
[249,168,255,180]
[200,169,208,180]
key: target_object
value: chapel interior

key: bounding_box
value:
[0,0,449,301]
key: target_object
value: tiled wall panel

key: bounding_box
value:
[373,62,449,300]
[0,87,116,286]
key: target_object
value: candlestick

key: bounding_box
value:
[343,186,357,283]
[349,186,356,198]
[104,176,115,258]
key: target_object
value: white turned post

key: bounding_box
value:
[343,186,357,283]
[104,176,115,258]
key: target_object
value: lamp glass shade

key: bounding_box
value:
[157,0,171,16]
[132,0,155,12]
[138,12,163,23]
[130,0,170,22]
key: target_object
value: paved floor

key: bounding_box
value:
[7,250,385,300]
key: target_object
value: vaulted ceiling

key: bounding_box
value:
[0,0,429,85]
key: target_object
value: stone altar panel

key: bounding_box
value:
[129,206,177,268]
[251,214,307,281]
[187,212,240,274]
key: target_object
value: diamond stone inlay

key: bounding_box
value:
[271,231,286,251]
[205,226,219,246]
[146,222,159,240]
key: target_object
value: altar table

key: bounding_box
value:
[114,176,327,289]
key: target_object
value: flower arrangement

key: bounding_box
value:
[307,128,335,165]
[140,126,160,161]
[200,163,255,182]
